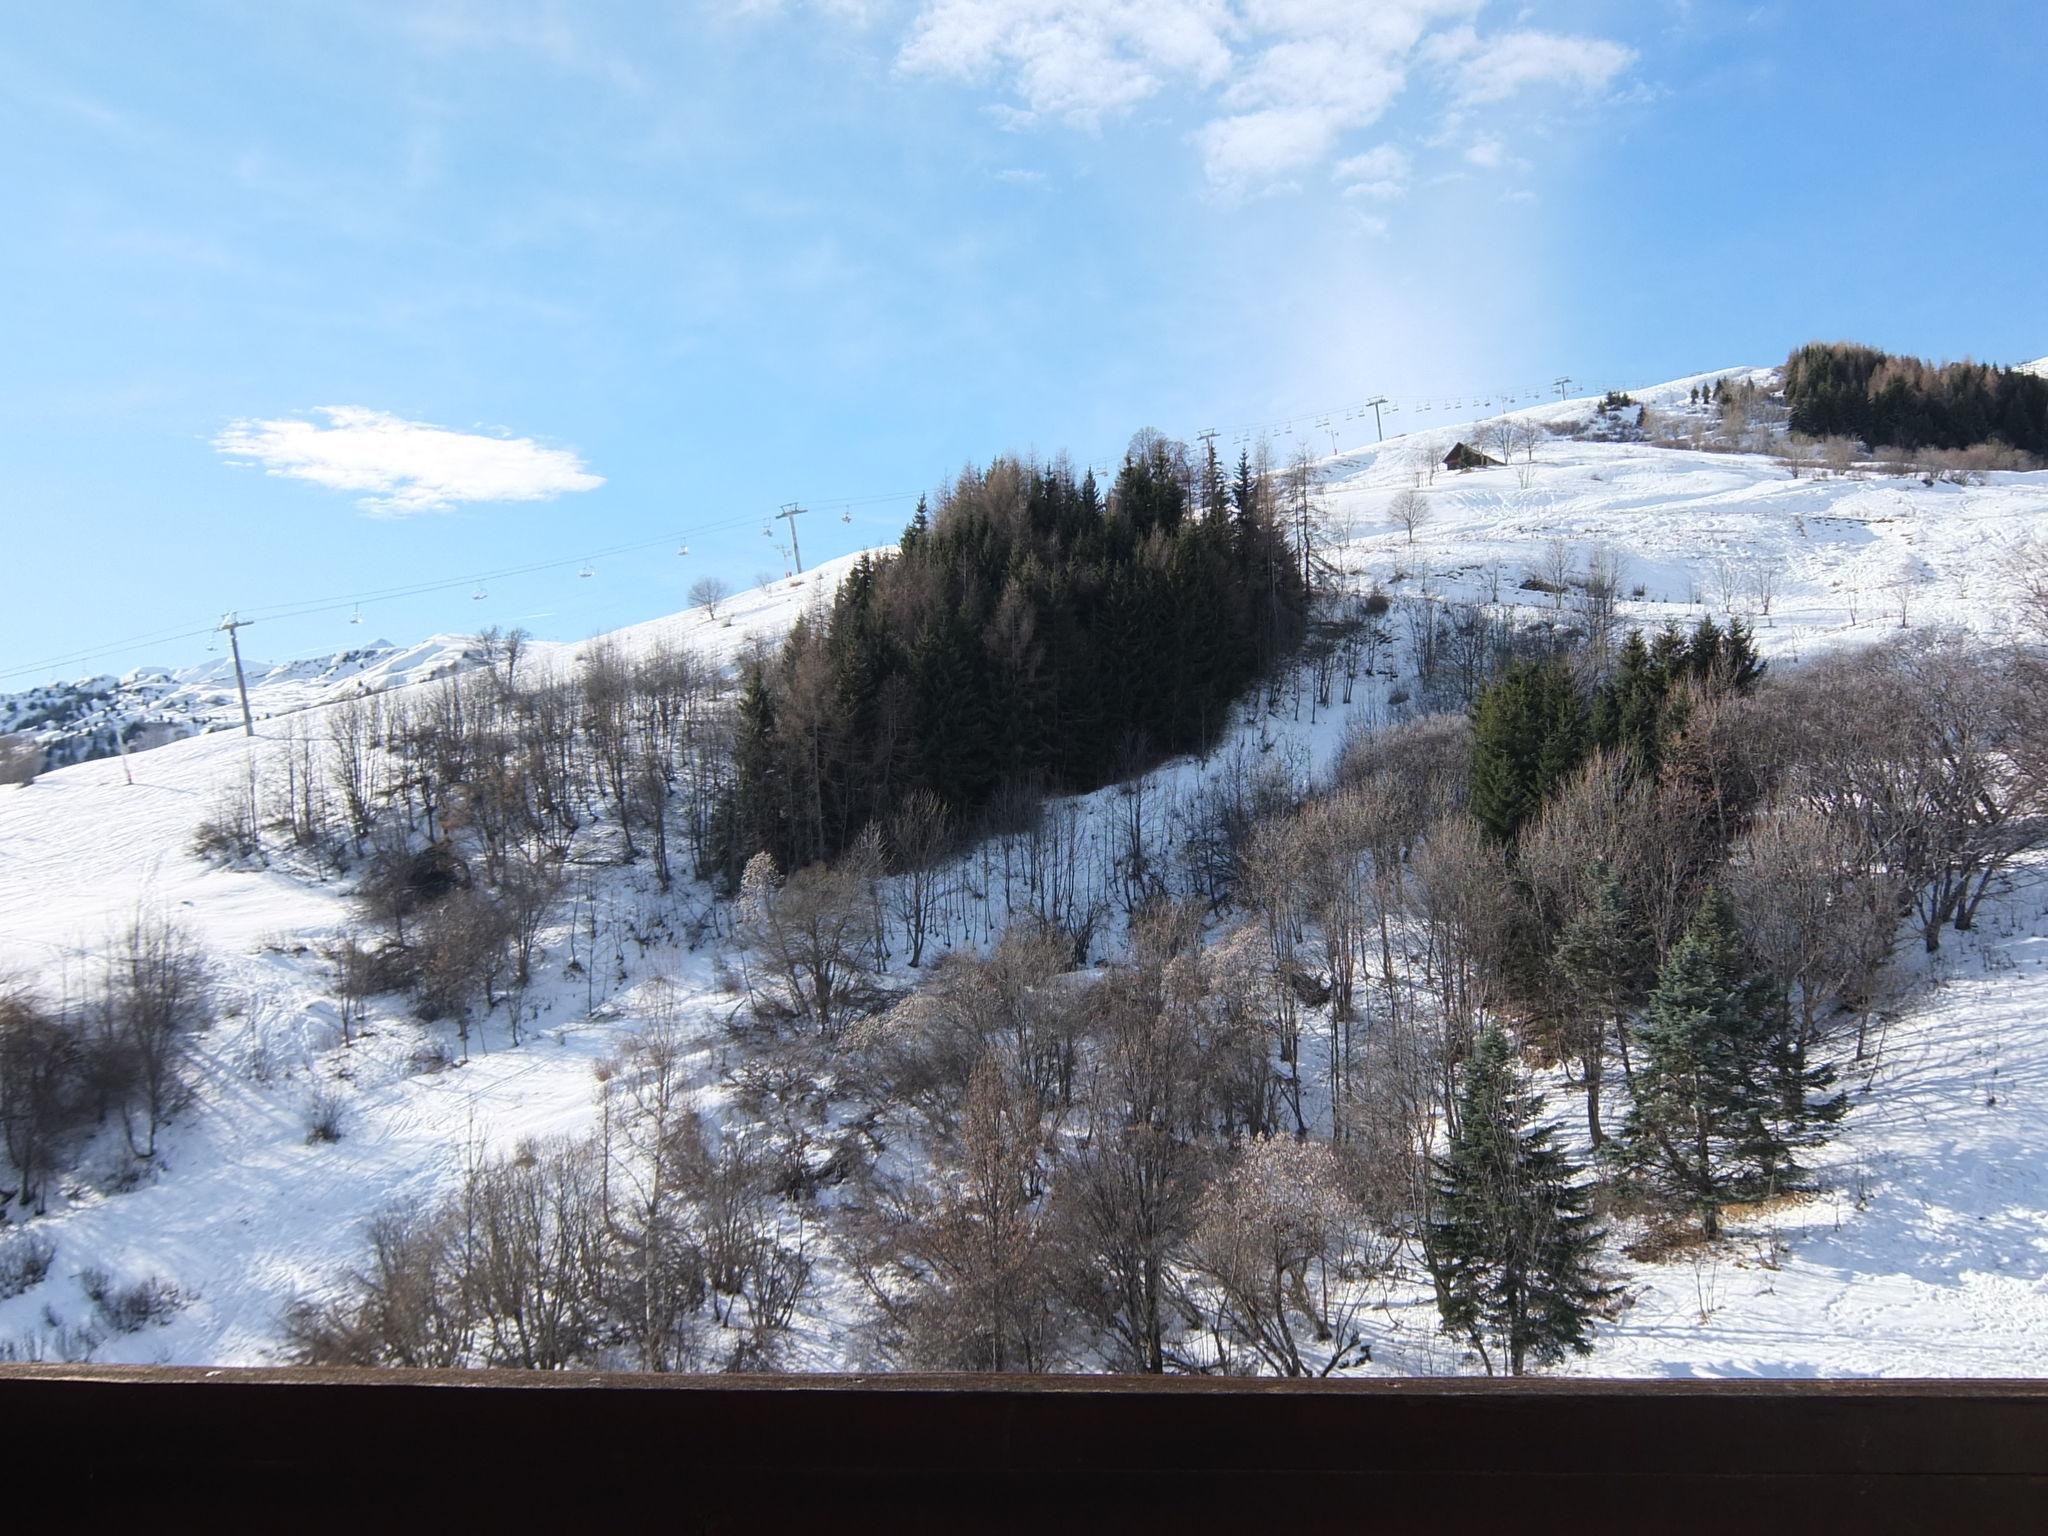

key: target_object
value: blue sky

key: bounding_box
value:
[2,1,2042,682]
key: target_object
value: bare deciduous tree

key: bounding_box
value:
[689,575,733,621]
[1186,1138,1385,1377]
[888,789,953,968]
[1533,539,1573,608]
[1389,487,1431,546]
[97,913,211,1159]
[741,849,879,1039]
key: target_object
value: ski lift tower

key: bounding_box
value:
[775,503,809,574]
[216,614,256,738]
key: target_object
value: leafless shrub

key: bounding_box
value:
[191,768,263,863]
[304,1086,346,1144]
[856,1056,1062,1372]
[0,734,42,788]
[80,1267,185,1333]
[0,1230,55,1299]
[2005,537,2048,638]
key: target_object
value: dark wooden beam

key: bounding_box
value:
[4,1367,2043,1531]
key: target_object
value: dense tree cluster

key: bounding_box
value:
[713,437,1306,880]
[1783,341,2048,456]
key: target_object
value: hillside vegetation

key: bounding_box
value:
[4,369,2048,1379]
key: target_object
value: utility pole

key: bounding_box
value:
[1195,429,1220,517]
[218,614,255,737]
[1364,395,1389,442]
[1553,375,1576,401]
[776,503,808,574]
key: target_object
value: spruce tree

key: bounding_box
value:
[1621,889,1844,1237]
[1431,1025,1610,1376]
[1469,658,1587,844]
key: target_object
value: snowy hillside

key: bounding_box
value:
[3,375,2046,1375]
[0,639,481,769]
[0,562,872,772]
[1315,366,2040,652]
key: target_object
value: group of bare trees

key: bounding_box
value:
[845,906,1395,1376]
[287,997,808,1372]
[0,915,212,1212]
[194,632,741,1053]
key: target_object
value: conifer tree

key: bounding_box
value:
[1621,889,1844,1237]
[1469,658,1587,844]
[1431,1025,1609,1375]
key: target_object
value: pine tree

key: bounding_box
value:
[1621,889,1844,1237]
[1590,630,1669,779]
[722,668,786,876]
[1469,658,1587,844]
[1431,1025,1610,1375]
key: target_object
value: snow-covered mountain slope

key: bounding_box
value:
[1314,369,2041,653]
[3,379,2047,1374]
[0,638,481,769]
[0,559,871,772]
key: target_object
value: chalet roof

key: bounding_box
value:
[1443,441,1503,470]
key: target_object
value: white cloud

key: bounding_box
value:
[1333,143,1411,200]
[1195,106,1338,188]
[886,1,1631,191]
[994,166,1048,183]
[1449,30,1636,105]
[1464,135,1503,168]
[214,407,604,517]
[898,1,1234,128]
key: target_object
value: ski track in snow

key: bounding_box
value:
[4,370,2048,1374]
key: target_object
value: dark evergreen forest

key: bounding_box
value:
[713,435,1307,880]
[1782,341,2048,455]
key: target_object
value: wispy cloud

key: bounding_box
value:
[1445,30,1636,105]
[214,407,604,517]
[898,0,1234,128]
[1464,136,1503,169]
[1334,144,1412,201]
[886,1,1634,195]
